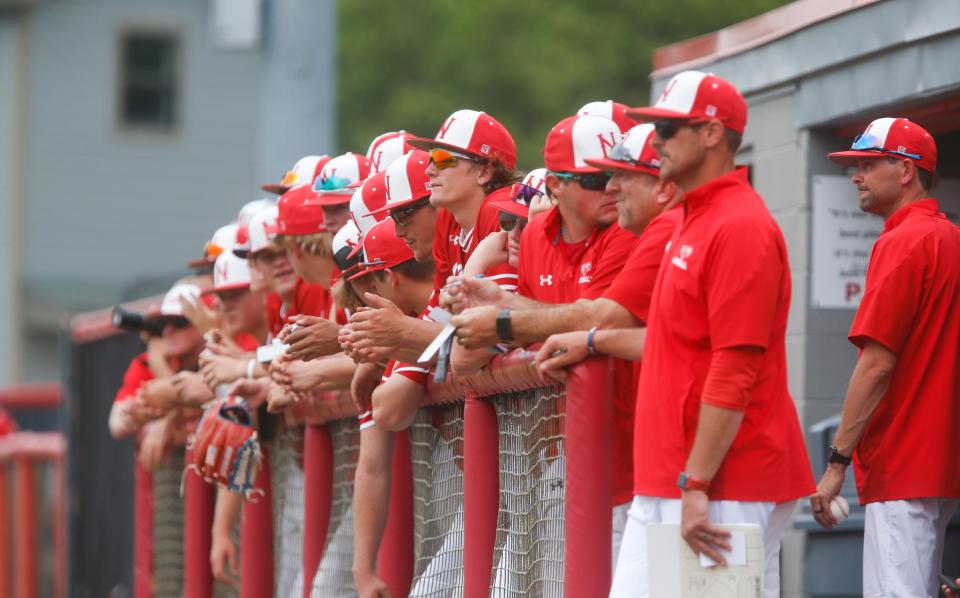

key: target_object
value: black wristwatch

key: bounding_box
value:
[495,309,513,342]
[826,445,852,466]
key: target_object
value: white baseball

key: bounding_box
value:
[830,495,850,523]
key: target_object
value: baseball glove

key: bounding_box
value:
[188,396,262,498]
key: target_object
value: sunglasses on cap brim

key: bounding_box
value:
[606,143,661,170]
[550,171,611,192]
[850,132,922,160]
[509,182,544,205]
[429,148,485,170]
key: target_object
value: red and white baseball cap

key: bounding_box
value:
[160,283,202,317]
[261,155,332,195]
[310,152,372,206]
[350,171,390,240]
[332,220,363,275]
[365,150,432,217]
[266,184,326,236]
[578,100,638,134]
[408,109,517,169]
[544,114,622,173]
[584,123,660,176]
[628,71,748,135]
[188,222,240,269]
[204,251,252,294]
[348,218,415,281]
[244,205,280,256]
[233,200,276,258]
[827,117,937,173]
[488,168,548,219]
[366,131,412,174]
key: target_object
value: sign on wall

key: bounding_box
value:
[812,175,960,309]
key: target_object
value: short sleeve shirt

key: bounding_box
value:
[848,199,960,503]
[291,277,334,319]
[633,168,814,502]
[602,207,682,324]
[516,205,640,505]
[114,353,154,403]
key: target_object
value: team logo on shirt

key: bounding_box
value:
[578,262,593,284]
[539,274,553,287]
[671,245,694,271]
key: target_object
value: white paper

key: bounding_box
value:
[698,531,746,568]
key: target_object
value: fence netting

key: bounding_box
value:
[489,384,566,598]
[311,417,360,597]
[408,401,466,597]
[272,426,306,597]
[152,448,184,597]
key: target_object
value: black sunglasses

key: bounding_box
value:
[551,171,612,192]
[161,316,191,330]
[653,119,710,141]
[389,198,431,226]
[499,212,526,232]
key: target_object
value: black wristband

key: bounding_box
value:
[826,445,852,466]
[495,309,513,342]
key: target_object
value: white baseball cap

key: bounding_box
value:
[205,251,252,294]
[543,114,622,173]
[160,283,202,317]
[577,100,638,134]
[261,155,332,195]
[366,131,412,174]
[332,220,363,274]
[245,205,280,256]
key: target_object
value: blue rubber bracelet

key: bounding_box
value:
[587,326,598,356]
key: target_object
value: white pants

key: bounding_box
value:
[863,498,959,598]
[609,495,796,598]
[611,501,630,576]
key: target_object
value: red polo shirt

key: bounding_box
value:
[291,277,333,318]
[602,206,682,324]
[115,353,154,403]
[848,198,960,504]
[517,205,639,505]
[633,168,814,502]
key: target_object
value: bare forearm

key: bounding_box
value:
[684,404,745,481]
[352,427,394,575]
[592,328,646,361]
[372,376,425,431]
[213,487,242,537]
[833,344,896,455]
[398,318,443,354]
[109,402,137,439]
[512,298,640,344]
[450,345,495,377]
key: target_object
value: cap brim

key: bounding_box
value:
[827,150,892,167]
[187,257,214,270]
[407,136,484,160]
[365,195,427,218]
[202,282,250,295]
[307,192,354,207]
[625,106,693,122]
[488,199,529,219]
[347,266,377,281]
[232,247,251,259]
[347,243,364,260]
[260,183,291,195]
[584,157,659,176]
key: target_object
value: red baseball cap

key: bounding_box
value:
[488,168,548,219]
[584,123,660,177]
[266,184,326,236]
[408,109,517,170]
[365,150,432,217]
[827,117,937,173]
[261,155,331,195]
[628,71,747,135]
[309,152,372,206]
[347,218,415,281]
[366,131,412,174]
[578,100,639,134]
[544,114,622,173]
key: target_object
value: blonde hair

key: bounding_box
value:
[278,232,334,258]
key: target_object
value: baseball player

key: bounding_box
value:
[608,71,815,598]
[811,117,960,597]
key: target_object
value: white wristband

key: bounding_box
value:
[246,358,256,379]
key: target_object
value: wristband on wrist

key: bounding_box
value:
[246,358,256,380]
[587,326,599,356]
[677,471,711,493]
[495,309,513,342]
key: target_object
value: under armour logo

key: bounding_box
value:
[539,274,553,286]
[439,117,456,139]
[671,244,694,271]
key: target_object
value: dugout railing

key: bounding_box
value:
[301,349,614,597]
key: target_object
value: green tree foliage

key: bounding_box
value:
[338,0,789,171]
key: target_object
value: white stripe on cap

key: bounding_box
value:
[861,117,897,147]
[622,124,657,162]
[332,220,361,255]
[370,135,407,173]
[290,156,326,186]
[320,153,361,185]
[249,205,279,253]
[654,70,708,113]
[578,100,615,120]
[384,151,415,206]
[350,188,378,236]
[436,109,483,150]
[571,115,621,168]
